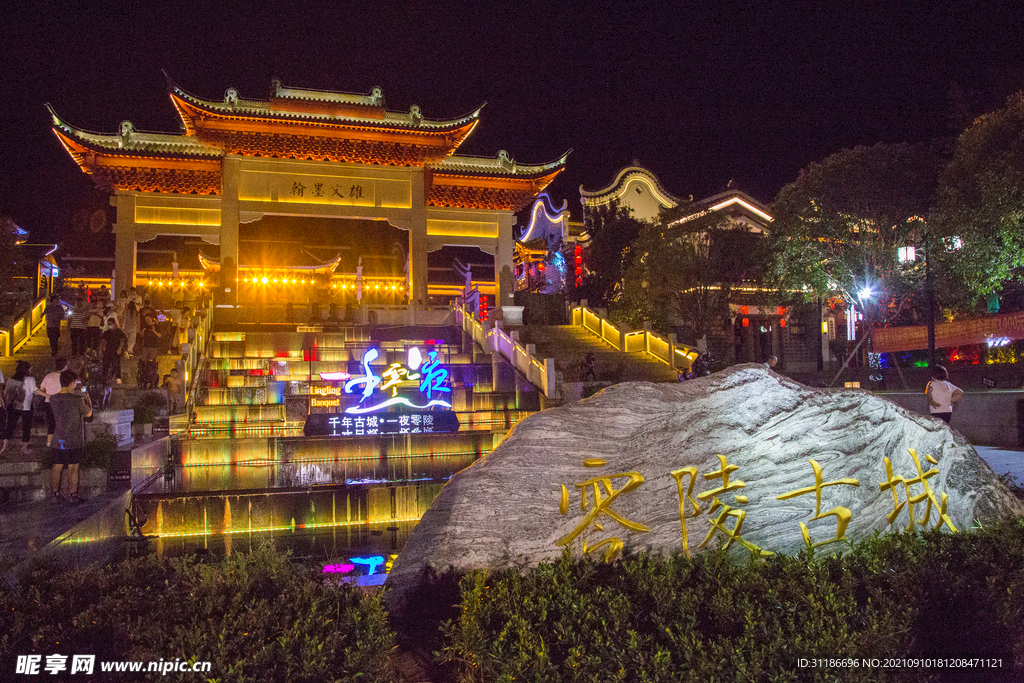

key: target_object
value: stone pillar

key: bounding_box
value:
[408,168,429,305]
[495,212,515,312]
[220,156,241,305]
[111,193,137,294]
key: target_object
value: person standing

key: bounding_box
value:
[115,290,128,322]
[926,365,963,424]
[69,297,90,357]
[173,304,191,354]
[123,301,140,356]
[87,301,103,356]
[2,361,37,456]
[101,318,127,384]
[138,313,163,388]
[36,357,68,448]
[102,305,118,330]
[49,370,92,504]
[139,298,157,324]
[581,352,597,382]
[45,294,66,357]
[163,368,182,414]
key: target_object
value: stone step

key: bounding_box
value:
[0,468,111,504]
[0,461,43,476]
[516,325,680,384]
[192,403,287,424]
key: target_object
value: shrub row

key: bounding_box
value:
[438,521,1024,682]
[1,548,396,682]
[5,523,1024,682]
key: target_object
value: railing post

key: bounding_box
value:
[482,320,493,352]
[668,332,677,367]
[544,357,556,398]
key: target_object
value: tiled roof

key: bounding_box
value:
[271,78,384,107]
[580,165,680,206]
[167,73,482,132]
[430,150,570,177]
[48,105,223,159]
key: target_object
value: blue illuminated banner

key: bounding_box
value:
[341,346,451,414]
[303,410,460,437]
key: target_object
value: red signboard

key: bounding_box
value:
[872,310,1024,353]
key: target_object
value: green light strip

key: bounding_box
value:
[180,449,482,467]
[150,515,422,539]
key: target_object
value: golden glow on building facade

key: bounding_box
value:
[50,74,567,307]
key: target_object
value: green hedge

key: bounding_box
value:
[6,524,1024,682]
[1,547,397,682]
[438,522,1024,682]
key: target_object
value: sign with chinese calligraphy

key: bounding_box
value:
[303,409,459,437]
[341,346,452,414]
[384,366,1024,604]
[238,166,413,208]
[872,310,1024,353]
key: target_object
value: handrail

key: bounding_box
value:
[1,295,48,356]
[454,304,558,399]
[571,305,699,371]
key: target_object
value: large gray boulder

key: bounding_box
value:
[386,364,1023,606]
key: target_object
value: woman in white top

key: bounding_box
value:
[123,301,140,356]
[2,360,38,455]
[115,290,128,322]
[926,365,963,424]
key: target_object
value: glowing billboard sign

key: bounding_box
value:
[303,409,460,437]
[342,347,451,413]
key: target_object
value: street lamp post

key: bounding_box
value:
[924,234,936,368]
[899,234,937,368]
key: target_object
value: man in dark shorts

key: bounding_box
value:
[100,318,127,384]
[49,369,92,504]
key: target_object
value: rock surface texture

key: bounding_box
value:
[386,365,1024,606]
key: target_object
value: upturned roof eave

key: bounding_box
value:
[47,104,223,161]
[579,165,681,206]
[164,72,484,133]
[430,150,570,179]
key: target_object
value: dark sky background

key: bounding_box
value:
[3,1,1024,244]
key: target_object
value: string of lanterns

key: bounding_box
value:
[146,278,205,288]
[144,275,408,292]
[237,276,406,292]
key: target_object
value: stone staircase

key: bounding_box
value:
[1,322,177,392]
[0,322,61,381]
[517,325,680,384]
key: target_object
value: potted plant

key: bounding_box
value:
[83,434,117,470]
[133,391,165,436]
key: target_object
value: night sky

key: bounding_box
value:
[4,1,1023,244]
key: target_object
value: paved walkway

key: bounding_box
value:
[0,487,129,573]
[975,446,1024,482]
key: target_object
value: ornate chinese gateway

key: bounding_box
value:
[50,74,567,309]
